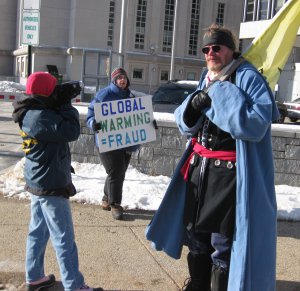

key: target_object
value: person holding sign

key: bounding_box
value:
[87,68,139,220]
[146,25,279,291]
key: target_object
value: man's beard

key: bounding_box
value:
[207,62,223,73]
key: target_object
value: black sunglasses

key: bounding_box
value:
[202,45,221,54]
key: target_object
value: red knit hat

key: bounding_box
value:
[111,67,130,88]
[26,72,57,97]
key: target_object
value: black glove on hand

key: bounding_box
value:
[92,120,101,132]
[190,91,211,113]
[153,119,158,129]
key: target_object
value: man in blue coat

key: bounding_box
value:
[146,24,279,291]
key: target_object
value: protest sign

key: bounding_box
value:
[94,96,156,153]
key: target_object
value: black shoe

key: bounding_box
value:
[184,253,212,291]
[101,200,111,211]
[111,204,123,220]
[182,277,207,291]
[211,264,229,291]
[26,274,56,291]
[182,277,192,290]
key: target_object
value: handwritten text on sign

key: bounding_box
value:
[94,96,156,153]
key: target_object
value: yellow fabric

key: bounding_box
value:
[243,0,300,91]
[20,130,38,154]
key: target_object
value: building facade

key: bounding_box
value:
[240,0,300,102]
[0,0,17,79]
[0,0,298,101]
[1,0,244,96]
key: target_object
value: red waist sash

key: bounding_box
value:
[181,138,236,181]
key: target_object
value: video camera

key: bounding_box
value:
[50,81,83,107]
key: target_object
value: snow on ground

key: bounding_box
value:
[0,158,299,221]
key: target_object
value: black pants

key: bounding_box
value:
[184,156,236,237]
[185,157,236,270]
[100,149,131,205]
[187,230,232,269]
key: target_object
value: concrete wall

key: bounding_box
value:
[272,129,300,186]
[70,111,300,187]
[0,0,17,76]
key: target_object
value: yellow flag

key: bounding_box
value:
[243,0,300,91]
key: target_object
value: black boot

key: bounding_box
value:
[182,252,212,291]
[211,264,229,291]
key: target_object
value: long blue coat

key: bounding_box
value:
[146,61,279,291]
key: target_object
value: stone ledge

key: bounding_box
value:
[75,106,300,186]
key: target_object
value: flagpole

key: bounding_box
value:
[119,0,126,55]
[170,0,178,80]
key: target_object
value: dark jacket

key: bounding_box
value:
[12,96,80,197]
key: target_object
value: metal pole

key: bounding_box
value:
[170,0,178,80]
[119,0,126,54]
[27,45,32,77]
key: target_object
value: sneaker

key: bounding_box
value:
[74,284,103,291]
[26,274,56,291]
[101,200,111,211]
[111,204,123,220]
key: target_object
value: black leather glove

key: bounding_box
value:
[92,120,101,132]
[190,91,211,113]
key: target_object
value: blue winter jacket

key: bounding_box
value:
[146,60,279,291]
[86,82,139,152]
[21,104,80,196]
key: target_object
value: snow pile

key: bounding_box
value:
[0,81,25,93]
[1,158,300,220]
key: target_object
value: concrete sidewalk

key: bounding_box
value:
[0,194,299,291]
[0,195,190,291]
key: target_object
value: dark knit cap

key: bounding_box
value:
[26,72,57,97]
[111,67,130,88]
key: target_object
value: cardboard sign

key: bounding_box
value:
[94,96,156,153]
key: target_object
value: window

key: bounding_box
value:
[107,1,115,48]
[188,0,201,56]
[245,0,255,21]
[273,0,287,16]
[258,0,269,20]
[135,0,147,50]
[187,72,196,81]
[216,3,225,26]
[132,68,144,80]
[272,0,285,17]
[243,0,289,21]
[160,70,169,81]
[16,55,28,78]
[162,0,175,53]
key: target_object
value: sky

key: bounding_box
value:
[0,81,299,222]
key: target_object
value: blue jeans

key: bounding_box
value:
[26,194,84,291]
